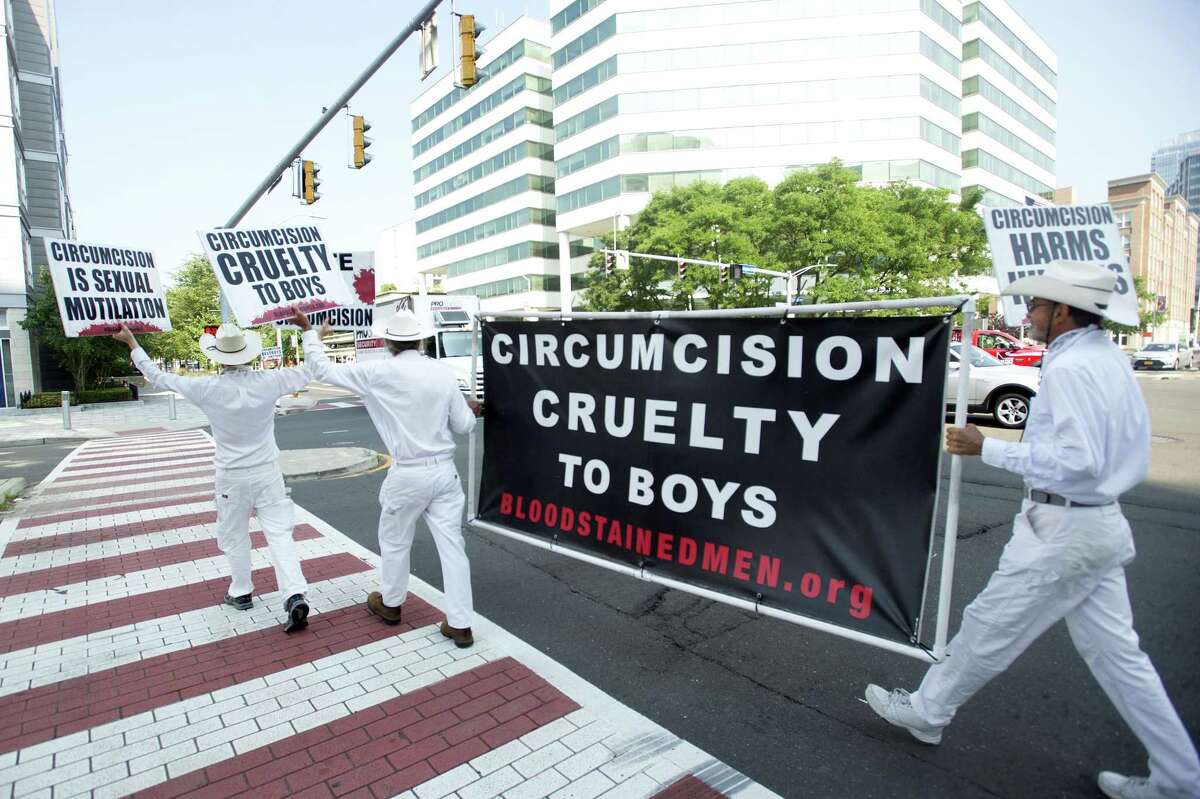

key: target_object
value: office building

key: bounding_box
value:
[409,18,559,312]
[0,0,74,405]
[1108,172,1199,343]
[409,1,1057,311]
[1151,129,1200,293]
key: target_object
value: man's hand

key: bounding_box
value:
[112,325,138,351]
[317,323,332,341]
[467,399,484,418]
[290,305,312,331]
[946,423,985,456]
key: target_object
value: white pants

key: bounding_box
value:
[215,462,308,602]
[377,459,473,628]
[913,500,1200,795]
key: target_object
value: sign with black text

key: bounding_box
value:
[274,251,376,331]
[983,204,1138,327]
[196,225,356,326]
[479,317,949,645]
[45,238,171,337]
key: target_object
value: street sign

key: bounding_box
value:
[738,264,760,275]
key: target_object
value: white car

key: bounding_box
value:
[946,344,1041,429]
[1131,342,1193,371]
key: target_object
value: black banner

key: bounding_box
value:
[479,316,949,644]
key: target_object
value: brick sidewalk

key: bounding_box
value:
[0,431,779,799]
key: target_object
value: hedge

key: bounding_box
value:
[20,387,133,408]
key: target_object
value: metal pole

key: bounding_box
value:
[216,0,443,321]
[168,392,177,421]
[933,296,975,659]
[60,391,70,430]
[484,296,971,321]
[467,315,480,521]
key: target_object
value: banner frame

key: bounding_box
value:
[466,295,973,662]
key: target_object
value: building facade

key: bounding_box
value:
[1108,172,1199,344]
[410,1,1056,312]
[408,18,559,312]
[0,0,73,405]
[1151,129,1200,299]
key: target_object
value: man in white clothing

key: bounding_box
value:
[291,307,483,647]
[863,261,1199,799]
[114,324,312,634]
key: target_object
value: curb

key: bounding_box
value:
[280,448,387,483]
[0,436,102,447]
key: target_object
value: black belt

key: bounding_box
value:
[1027,489,1112,508]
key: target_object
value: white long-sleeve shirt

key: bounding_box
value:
[130,348,308,470]
[980,326,1150,504]
[301,330,475,461]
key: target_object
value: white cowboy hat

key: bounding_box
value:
[370,309,434,342]
[1002,260,1118,320]
[198,324,263,365]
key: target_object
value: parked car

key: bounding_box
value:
[951,328,1045,367]
[946,344,1041,429]
[1131,342,1193,370]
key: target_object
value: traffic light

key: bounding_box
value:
[352,115,372,169]
[719,263,729,283]
[604,251,616,276]
[301,160,321,205]
[459,14,484,87]
[677,259,687,280]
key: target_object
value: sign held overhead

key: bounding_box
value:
[44,238,171,337]
[196,225,356,327]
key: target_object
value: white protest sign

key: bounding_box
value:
[983,204,1138,327]
[44,238,172,337]
[354,331,389,362]
[195,225,356,326]
[261,345,283,360]
[274,252,375,331]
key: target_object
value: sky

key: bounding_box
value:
[58,1,1200,287]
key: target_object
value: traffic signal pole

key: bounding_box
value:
[217,0,442,321]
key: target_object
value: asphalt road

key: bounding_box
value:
[268,376,1199,799]
[1,374,1196,798]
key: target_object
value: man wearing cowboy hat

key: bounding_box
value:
[291,306,483,648]
[862,261,1200,798]
[114,323,312,634]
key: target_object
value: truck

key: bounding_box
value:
[375,292,483,397]
[951,328,1045,368]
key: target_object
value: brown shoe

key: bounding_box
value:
[367,592,402,625]
[440,620,473,648]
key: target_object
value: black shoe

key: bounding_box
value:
[283,594,309,633]
[224,593,253,611]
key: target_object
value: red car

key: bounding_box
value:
[951,329,1045,367]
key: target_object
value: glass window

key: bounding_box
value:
[963,2,1056,86]
[553,56,618,105]
[412,41,548,133]
[920,33,960,77]
[961,112,1054,172]
[416,175,555,233]
[962,75,1055,144]
[552,0,606,34]
[961,148,1053,197]
[920,0,961,38]
[555,96,619,143]
[552,15,617,69]
[416,141,554,208]
[414,108,551,184]
[963,39,1054,114]
[417,208,555,259]
[413,74,551,157]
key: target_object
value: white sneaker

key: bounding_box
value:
[863,684,943,745]
[1098,771,1192,799]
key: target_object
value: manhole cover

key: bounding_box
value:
[1151,435,1180,444]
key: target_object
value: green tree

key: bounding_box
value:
[379,282,398,293]
[19,267,129,392]
[1105,276,1164,337]
[581,161,990,312]
[144,255,221,363]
